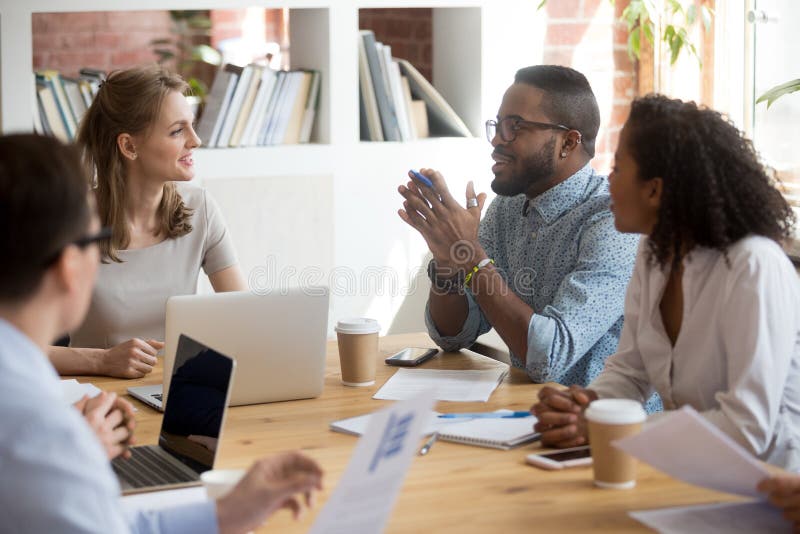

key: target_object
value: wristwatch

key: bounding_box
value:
[427,259,465,295]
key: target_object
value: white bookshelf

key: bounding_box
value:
[0,0,544,334]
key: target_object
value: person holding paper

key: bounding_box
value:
[398,65,640,388]
[532,95,800,471]
[759,476,800,529]
[49,65,246,379]
[0,133,322,533]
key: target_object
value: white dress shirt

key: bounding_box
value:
[591,236,800,471]
[0,319,218,533]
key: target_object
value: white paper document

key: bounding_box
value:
[121,486,208,513]
[373,367,508,402]
[630,501,790,533]
[310,391,437,534]
[61,379,103,404]
[614,405,770,497]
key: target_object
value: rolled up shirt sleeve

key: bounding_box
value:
[424,290,492,352]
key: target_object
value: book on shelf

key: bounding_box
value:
[360,30,401,142]
[358,32,383,141]
[31,67,104,141]
[298,70,321,144]
[241,67,278,147]
[229,64,264,147]
[397,58,472,138]
[196,63,241,147]
[197,63,321,148]
[35,80,68,141]
[358,31,471,141]
[35,70,77,140]
[216,63,256,148]
[282,71,314,145]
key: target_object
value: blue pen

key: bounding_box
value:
[438,411,532,419]
[409,169,434,188]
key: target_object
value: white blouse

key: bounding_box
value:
[591,236,800,471]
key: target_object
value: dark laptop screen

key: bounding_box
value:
[159,334,235,473]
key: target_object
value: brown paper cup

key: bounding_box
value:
[335,318,380,386]
[585,399,646,489]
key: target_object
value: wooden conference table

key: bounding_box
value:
[83,333,744,533]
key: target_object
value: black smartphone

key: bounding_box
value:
[385,347,439,367]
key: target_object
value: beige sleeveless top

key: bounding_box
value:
[70,184,237,348]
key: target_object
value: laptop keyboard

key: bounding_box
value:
[112,445,198,489]
[152,393,162,401]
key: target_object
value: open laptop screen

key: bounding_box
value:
[159,334,235,473]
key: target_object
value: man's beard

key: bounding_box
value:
[491,136,557,197]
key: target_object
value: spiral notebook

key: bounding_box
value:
[436,416,540,450]
[331,410,539,450]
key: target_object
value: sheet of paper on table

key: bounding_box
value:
[61,378,103,404]
[629,500,790,533]
[373,367,508,402]
[309,391,436,534]
[614,405,770,498]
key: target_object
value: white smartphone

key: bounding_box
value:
[385,347,438,367]
[525,446,592,470]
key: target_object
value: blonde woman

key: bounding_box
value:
[49,65,246,378]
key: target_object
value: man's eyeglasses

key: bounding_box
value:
[485,117,574,143]
[43,227,112,266]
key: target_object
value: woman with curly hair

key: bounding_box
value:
[531,94,800,471]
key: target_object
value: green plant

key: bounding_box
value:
[757,79,800,108]
[151,10,222,97]
[620,0,712,66]
[538,0,712,66]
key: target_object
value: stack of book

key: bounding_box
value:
[358,29,472,142]
[34,68,104,142]
[195,64,321,147]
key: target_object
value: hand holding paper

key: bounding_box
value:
[613,405,770,497]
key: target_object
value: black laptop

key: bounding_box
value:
[112,334,236,494]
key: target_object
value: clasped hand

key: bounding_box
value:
[397,168,488,271]
[74,391,136,460]
[531,385,598,448]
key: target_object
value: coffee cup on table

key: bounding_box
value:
[584,399,647,489]
[201,468,245,500]
[335,318,380,387]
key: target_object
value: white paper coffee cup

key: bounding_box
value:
[201,468,245,500]
[585,399,647,489]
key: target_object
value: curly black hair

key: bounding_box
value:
[624,94,795,269]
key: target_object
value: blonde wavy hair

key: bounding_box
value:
[76,65,194,262]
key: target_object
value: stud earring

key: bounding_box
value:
[560,151,567,158]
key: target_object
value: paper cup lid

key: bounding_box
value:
[585,399,646,425]
[335,318,380,335]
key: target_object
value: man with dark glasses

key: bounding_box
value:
[398,65,642,391]
[0,134,323,533]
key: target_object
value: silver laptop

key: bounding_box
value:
[128,288,329,410]
[112,334,235,494]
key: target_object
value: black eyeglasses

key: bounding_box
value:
[43,226,112,266]
[485,117,574,143]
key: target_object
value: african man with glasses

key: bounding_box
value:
[398,65,650,398]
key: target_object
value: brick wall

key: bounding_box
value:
[359,9,433,83]
[542,0,635,173]
[32,11,172,77]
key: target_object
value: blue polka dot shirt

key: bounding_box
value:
[425,164,640,387]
